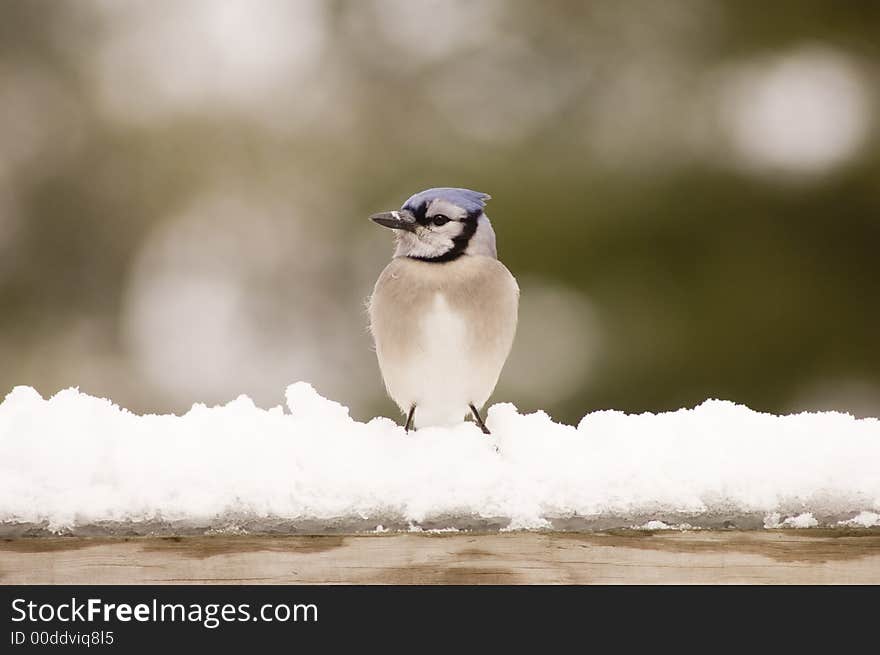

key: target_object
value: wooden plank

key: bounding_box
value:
[2,531,879,584]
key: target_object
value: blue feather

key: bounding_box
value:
[402,187,491,215]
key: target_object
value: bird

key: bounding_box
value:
[368,187,519,433]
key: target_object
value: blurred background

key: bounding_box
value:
[2,0,879,424]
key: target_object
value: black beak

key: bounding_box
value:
[369,210,417,233]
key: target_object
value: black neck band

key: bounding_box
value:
[409,211,480,264]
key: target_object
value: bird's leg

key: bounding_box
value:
[404,405,416,433]
[469,404,491,435]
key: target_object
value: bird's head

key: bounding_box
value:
[370,187,497,262]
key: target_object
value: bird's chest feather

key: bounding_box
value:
[417,292,469,364]
[370,255,518,418]
[369,255,517,368]
[371,261,472,360]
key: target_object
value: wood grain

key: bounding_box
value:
[2,530,879,584]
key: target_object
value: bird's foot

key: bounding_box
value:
[404,405,416,433]
[469,403,491,435]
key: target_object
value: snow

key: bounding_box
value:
[837,511,880,528]
[1,383,879,534]
[763,512,819,529]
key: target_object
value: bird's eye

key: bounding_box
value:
[432,214,450,226]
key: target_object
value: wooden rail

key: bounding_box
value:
[2,530,879,584]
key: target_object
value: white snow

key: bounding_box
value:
[763,512,820,529]
[837,511,880,528]
[1,383,879,532]
[784,512,819,529]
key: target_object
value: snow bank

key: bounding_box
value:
[1,383,878,533]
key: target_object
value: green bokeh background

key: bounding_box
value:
[2,1,878,423]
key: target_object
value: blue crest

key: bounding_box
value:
[402,188,491,215]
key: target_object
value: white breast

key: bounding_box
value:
[382,293,467,427]
[369,256,519,429]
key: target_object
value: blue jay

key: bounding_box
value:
[368,188,519,433]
